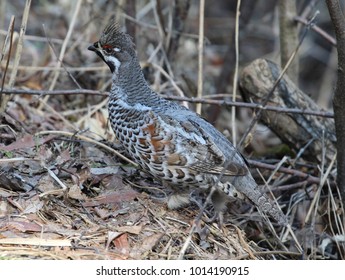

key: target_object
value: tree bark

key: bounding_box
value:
[326,0,345,209]
[279,0,299,84]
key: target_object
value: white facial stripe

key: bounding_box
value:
[106,55,121,74]
[114,47,121,52]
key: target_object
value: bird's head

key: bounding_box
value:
[88,22,136,74]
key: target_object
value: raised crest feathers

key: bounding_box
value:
[99,20,134,49]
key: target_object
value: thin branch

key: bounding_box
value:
[0,16,15,92]
[2,88,334,118]
[247,159,321,185]
[196,0,205,115]
[232,0,241,146]
[39,0,82,109]
[35,130,138,167]
[0,0,31,113]
[42,25,82,89]
[294,15,336,46]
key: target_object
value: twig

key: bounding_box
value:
[39,0,82,109]
[232,0,241,146]
[35,130,138,167]
[151,0,174,79]
[234,225,255,259]
[0,65,107,72]
[0,30,64,44]
[42,25,81,89]
[178,221,195,259]
[0,157,31,164]
[0,16,15,92]
[123,13,203,42]
[263,156,290,187]
[294,16,336,46]
[76,98,108,127]
[247,159,321,185]
[195,0,205,115]
[166,0,190,60]
[327,182,345,258]
[153,0,167,38]
[150,63,188,108]
[36,99,78,131]
[0,0,31,113]
[299,0,318,19]
[46,167,67,190]
[305,151,337,224]
[273,181,308,192]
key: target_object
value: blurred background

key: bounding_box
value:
[0,1,337,107]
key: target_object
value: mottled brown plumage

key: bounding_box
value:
[88,21,287,225]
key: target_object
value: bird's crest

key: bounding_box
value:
[99,21,134,50]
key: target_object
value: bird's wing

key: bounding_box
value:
[159,113,248,177]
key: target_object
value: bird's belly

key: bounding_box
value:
[108,108,214,189]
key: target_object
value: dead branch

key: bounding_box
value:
[2,88,333,118]
[294,16,336,46]
[247,159,321,186]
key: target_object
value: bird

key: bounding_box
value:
[88,21,287,226]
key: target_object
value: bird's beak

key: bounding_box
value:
[88,42,98,52]
[88,45,97,52]
[88,41,115,73]
[88,41,105,62]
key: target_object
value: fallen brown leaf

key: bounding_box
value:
[82,190,138,207]
[130,233,164,259]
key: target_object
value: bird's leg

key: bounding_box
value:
[167,185,190,209]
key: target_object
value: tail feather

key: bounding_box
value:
[226,175,288,225]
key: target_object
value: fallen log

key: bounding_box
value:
[239,58,336,164]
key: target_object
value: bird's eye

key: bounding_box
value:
[102,44,113,53]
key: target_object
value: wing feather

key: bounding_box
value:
[159,113,248,176]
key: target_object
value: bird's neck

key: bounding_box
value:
[110,57,153,105]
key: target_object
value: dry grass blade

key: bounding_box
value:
[39,0,82,109]
[0,16,15,92]
[0,0,31,112]
[0,238,71,247]
[305,152,337,224]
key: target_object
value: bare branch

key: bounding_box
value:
[1,88,333,118]
[294,16,336,46]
